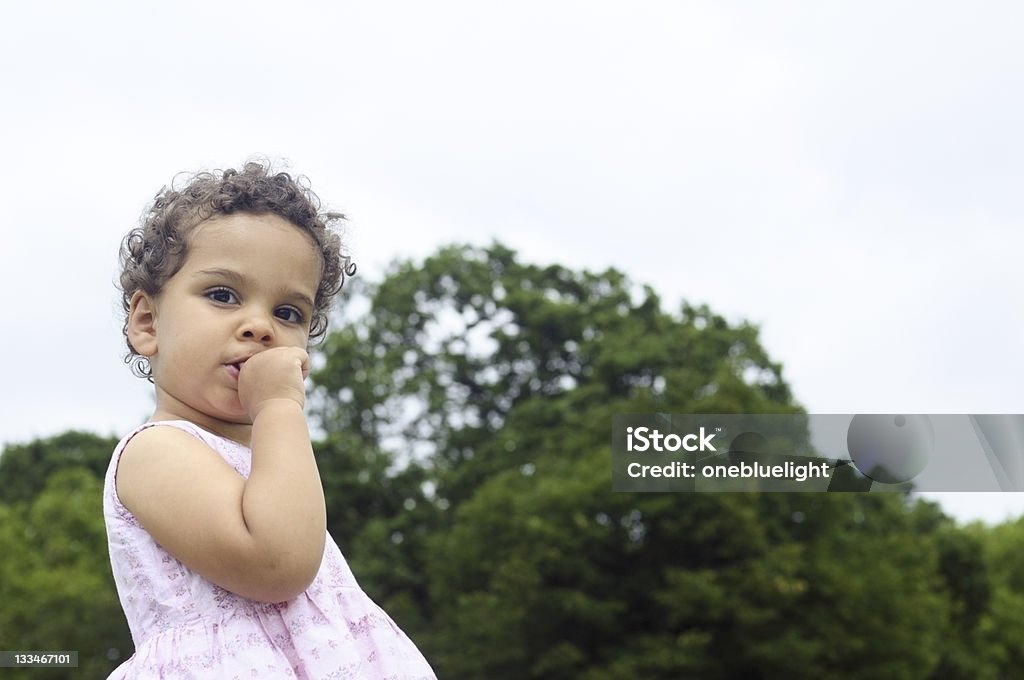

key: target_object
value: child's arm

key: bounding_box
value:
[115,347,327,603]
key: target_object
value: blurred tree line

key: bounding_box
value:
[1,243,1021,678]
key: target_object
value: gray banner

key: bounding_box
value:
[612,414,1024,492]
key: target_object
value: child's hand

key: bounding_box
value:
[237,346,310,419]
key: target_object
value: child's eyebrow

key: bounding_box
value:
[196,267,246,285]
[195,268,315,309]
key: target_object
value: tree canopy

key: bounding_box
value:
[308,243,981,679]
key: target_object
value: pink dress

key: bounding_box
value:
[103,420,437,679]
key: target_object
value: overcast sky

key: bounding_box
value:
[1,1,1022,523]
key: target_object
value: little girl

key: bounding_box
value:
[103,161,437,679]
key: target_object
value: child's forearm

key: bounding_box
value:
[241,398,327,599]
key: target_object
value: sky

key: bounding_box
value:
[1,1,1022,524]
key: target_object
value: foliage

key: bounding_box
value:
[0,466,131,678]
[310,242,968,678]
[0,430,118,505]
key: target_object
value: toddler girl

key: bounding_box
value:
[103,161,437,679]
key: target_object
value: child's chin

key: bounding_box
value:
[213,403,251,425]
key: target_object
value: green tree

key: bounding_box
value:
[924,520,997,679]
[964,516,1024,679]
[0,467,132,678]
[0,430,118,505]
[312,242,956,678]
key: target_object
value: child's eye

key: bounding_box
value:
[206,288,239,305]
[275,306,304,324]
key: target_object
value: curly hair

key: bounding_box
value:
[118,160,356,379]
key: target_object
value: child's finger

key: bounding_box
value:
[296,350,311,380]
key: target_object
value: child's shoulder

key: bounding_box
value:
[117,420,245,467]
[120,419,208,454]
[119,419,215,449]
[116,422,239,507]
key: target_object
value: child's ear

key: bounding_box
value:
[127,291,159,357]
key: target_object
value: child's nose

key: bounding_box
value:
[238,315,274,344]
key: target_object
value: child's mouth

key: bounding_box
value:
[225,356,251,381]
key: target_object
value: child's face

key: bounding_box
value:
[135,212,322,428]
